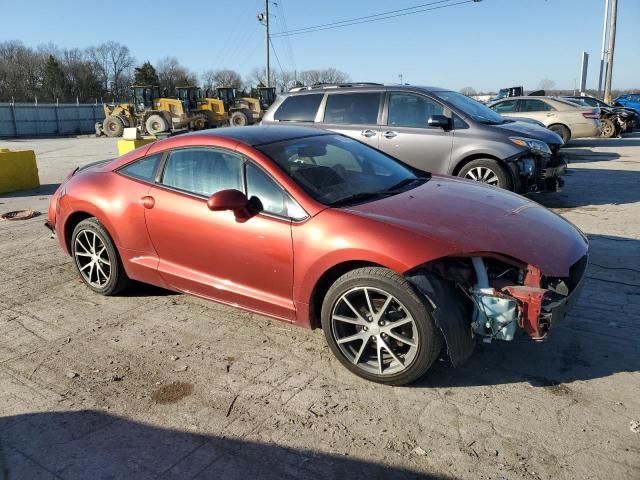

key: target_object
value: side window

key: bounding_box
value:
[119,154,161,182]
[161,148,243,197]
[246,163,305,220]
[323,92,381,125]
[273,94,323,122]
[491,100,517,113]
[520,100,554,112]
[387,93,444,128]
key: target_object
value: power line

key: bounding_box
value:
[276,0,297,71]
[271,0,477,38]
[269,38,286,77]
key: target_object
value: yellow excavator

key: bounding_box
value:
[101,85,206,137]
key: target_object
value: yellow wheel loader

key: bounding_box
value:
[176,86,227,128]
[100,85,206,137]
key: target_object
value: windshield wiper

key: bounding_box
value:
[329,191,393,207]
[385,176,428,192]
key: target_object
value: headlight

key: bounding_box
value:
[509,136,552,155]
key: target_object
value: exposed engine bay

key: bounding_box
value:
[407,254,587,364]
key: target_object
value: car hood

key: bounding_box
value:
[493,120,564,146]
[345,176,587,276]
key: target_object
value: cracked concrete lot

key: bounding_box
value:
[0,134,639,479]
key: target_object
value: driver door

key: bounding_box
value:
[144,147,296,321]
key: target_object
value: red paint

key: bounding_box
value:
[47,128,588,331]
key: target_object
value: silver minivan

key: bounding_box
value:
[261,84,566,193]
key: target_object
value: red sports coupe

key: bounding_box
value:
[46,126,588,385]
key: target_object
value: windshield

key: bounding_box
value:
[256,134,426,206]
[433,90,506,124]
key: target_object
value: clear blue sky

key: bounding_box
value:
[3,0,639,91]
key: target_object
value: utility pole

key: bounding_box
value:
[258,1,271,88]
[603,0,617,104]
[597,0,610,98]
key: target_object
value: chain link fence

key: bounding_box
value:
[0,103,104,138]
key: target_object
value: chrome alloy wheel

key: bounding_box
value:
[464,166,500,185]
[73,230,112,288]
[331,287,419,375]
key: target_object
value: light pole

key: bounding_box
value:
[257,1,271,88]
[597,0,610,98]
[603,0,617,104]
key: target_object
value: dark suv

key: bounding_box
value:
[261,84,566,193]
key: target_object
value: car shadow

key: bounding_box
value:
[534,167,640,208]
[119,282,180,298]
[0,183,60,199]
[0,410,446,480]
[566,133,640,148]
[561,148,620,163]
[414,233,640,390]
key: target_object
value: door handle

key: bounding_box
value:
[139,195,155,209]
[383,131,397,139]
[361,129,377,138]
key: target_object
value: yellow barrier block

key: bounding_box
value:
[0,148,40,194]
[117,138,156,156]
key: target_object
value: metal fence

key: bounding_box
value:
[0,103,104,138]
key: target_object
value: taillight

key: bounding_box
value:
[582,110,599,119]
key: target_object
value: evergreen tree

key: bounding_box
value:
[134,61,159,85]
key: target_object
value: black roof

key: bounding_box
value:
[187,125,331,146]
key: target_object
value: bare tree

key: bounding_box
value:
[299,68,349,86]
[0,40,45,101]
[459,86,477,96]
[538,78,556,91]
[156,57,197,95]
[86,41,134,100]
[202,69,242,89]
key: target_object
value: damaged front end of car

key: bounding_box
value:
[406,253,588,366]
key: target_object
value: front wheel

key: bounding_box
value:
[71,218,130,295]
[321,267,442,386]
[458,159,511,190]
[230,111,249,126]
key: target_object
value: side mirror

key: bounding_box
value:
[428,115,451,129]
[207,189,248,212]
[207,189,262,222]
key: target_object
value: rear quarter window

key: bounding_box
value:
[273,94,324,122]
[119,154,162,182]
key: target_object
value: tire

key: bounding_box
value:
[103,116,124,137]
[600,118,617,138]
[230,111,249,126]
[145,114,169,135]
[321,267,443,386]
[458,159,511,190]
[549,124,571,144]
[71,218,130,295]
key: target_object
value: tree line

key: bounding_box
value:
[0,40,350,104]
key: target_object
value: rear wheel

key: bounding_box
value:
[71,218,130,295]
[458,159,511,190]
[321,267,442,386]
[549,124,571,144]
[145,114,169,135]
[600,118,617,138]
[230,111,249,126]
[103,116,124,137]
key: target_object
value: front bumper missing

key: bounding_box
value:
[502,273,585,341]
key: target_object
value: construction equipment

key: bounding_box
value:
[216,87,261,126]
[176,86,227,128]
[100,85,206,137]
[257,86,277,111]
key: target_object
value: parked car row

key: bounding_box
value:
[486,96,601,143]
[261,83,567,194]
[563,95,639,137]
